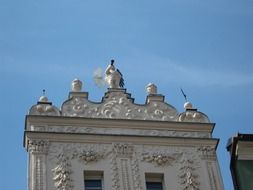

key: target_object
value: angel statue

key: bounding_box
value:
[93,60,124,88]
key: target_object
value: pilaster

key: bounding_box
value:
[28,140,49,190]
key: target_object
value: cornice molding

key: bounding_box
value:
[25,115,215,133]
[24,131,219,151]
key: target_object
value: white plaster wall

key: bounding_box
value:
[43,142,224,190]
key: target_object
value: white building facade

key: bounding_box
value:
[24,66,224,190]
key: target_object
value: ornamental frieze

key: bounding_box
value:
[29,125,210,138]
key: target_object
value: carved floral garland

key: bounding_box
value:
[178,154,200,190]
[72,150,104,164]
[52,153,73,190]
[142,152,176,166]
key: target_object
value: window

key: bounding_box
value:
[85,179,102,190]
[146,182,163,190]
[145,173,164,190]
[84,171,103,190]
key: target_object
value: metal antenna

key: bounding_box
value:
[180,88,188,102]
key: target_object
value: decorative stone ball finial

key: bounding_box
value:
[71,79,82,92]
[146,83,157,95]
[38,90,48,102]
[184,102,193,110]
[39,96,48,103]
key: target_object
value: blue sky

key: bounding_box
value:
[1,0,253,189]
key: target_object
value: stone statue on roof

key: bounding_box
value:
[105,60,124,88]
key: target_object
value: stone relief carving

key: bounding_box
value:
[49,143,110,164]
[197,146,216,160]
[178,153,200,190]
[120,158,132,190]
[142,145,182,156]
[110,143,143,190]
[27,75,212,123]
[113,143,134,158]
[110,148,121,190]
[131,152,143,190]
[142,152,177,166]
[61,89,178,121]
[47,143,210,190]
[29,103,61,116]
[141,146,202,189]
[178,109,210,123]
[49,143,111,190]
[109,143,141,190]
[28,140,49,190]
[52,152,73,190]
[72,150,104,164]
[29,125,210,138]
[28,139,49,154]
